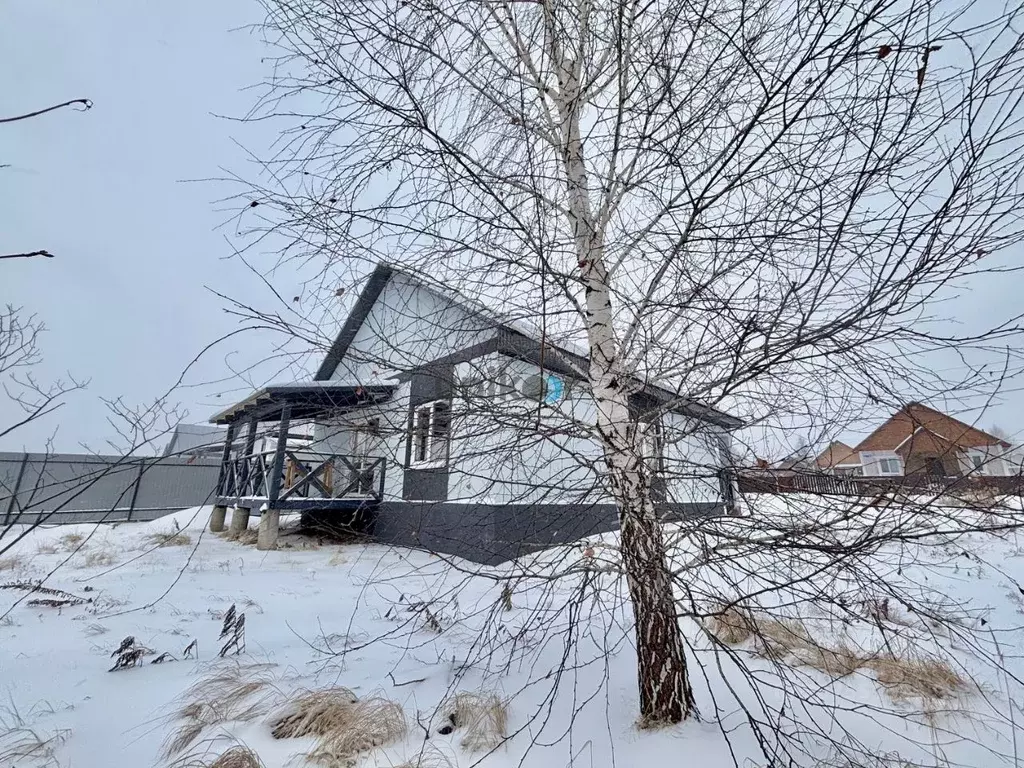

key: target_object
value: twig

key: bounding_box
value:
[388,671,427,687]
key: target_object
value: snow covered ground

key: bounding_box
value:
[1,503,1023,767]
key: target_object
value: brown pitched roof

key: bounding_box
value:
[853,403,1010,453]
[815,440,858,468]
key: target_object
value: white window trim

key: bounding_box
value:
[876,456,902,476]
[409,399,450,468]
[968,451,989,475]
[636,419,664,475]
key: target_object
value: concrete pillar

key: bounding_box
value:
[209,505,228,533]
[257,508,280,551]
[228,506,251,538]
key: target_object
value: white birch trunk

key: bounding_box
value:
[549,17,695,724]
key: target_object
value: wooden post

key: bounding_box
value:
[239,416,259,496]
[214,422,238,500]
[258,406,291,551]
[210,422,237,533]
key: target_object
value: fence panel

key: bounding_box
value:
[131,458,221,515]
[0,451,221,525]
[736,470,1024,497]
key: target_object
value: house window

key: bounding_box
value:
[410,400,450,466]
[636,420,663,475]
[970,454,987,474]
[877,457,902,476]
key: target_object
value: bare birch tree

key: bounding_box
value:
[236,0,1024,727]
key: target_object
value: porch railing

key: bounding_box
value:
[218,451,386,505]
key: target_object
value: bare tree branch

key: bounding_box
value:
[0,98,92,124]
[0,251,54,261]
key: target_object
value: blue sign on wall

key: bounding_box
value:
[544,374,564,404]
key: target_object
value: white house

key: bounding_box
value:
[208,263,742,563]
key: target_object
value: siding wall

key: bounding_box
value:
[329,272,497,382]
[371,500,721,565]
[316,350,729,508]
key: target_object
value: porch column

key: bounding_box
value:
[258,405,291,551]
[210,422,238,533]
[238,415,259,495]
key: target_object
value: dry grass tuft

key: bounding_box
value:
[148,532,193,548]
[59,533,85,551]
[705,604,858,674]
[210,746,264,768]
[0,703,69,767]
[272,688,406,764]
[35,542,59,555]
[167,741,266,768]
[704,605,755,646]
[327,551,348,567]
[237,529,259,546]
[163,663,281,757]
[0,556,23,572]
[444,692,507,752]
[704,603,967,704]
[270,687,359,738]
[79,549,116,568]
[793,641,864,678]
[752,617,814,659]
[866,654,968,702]
[393,744,457,768]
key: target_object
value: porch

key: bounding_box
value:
[208,381,397,549]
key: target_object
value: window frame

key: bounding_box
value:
[635,418,665,477]
[409,399,451,468]
[970,453,988,475]
[877,456,902,476]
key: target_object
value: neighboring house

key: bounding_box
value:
[822,404,1019,478]
[814,441,860,475]
[208,262,742,562]
[163,423,226,459]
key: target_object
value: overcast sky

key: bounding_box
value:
[1,0,303,454]
[2,0,1023,456]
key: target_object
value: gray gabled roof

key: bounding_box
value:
[315,262,743,430]
[163,423,226,456]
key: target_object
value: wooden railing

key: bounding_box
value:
[219,451,386,505]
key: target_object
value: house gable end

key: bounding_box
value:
[316,267,500,383]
